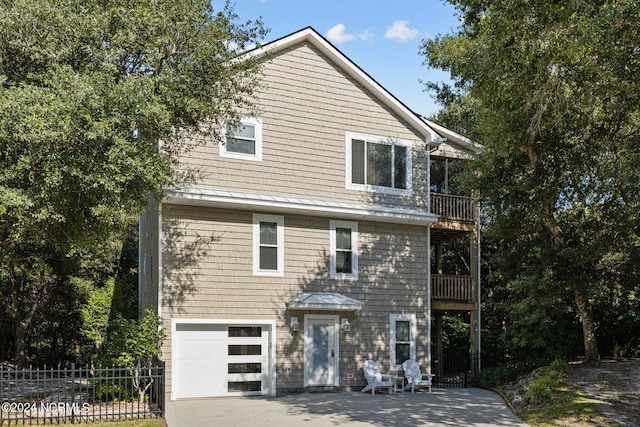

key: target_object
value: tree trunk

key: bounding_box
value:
[575,289,600,362]
[14,320,28,369]
[11,284,42,368]
[536,183,600,363]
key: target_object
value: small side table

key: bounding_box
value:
[390,375,405,393]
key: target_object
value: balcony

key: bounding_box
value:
[431,274,477,311]
[431,274,474,301]
[430,193,476,223]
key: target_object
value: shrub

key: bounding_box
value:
[477,361,537,389]
[528,371,561,402]
[91,372,137,402]
[95,309,165,403]
[549,359,568,373]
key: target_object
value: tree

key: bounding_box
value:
[80,277,115,353]
[422,0,640,361]
[0,0,266,367]
[98,309,165,404]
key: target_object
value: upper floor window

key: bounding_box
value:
[345,132,412,195]
[330,220,358,280]
[430,156,470,196]
[220,118,262,161]
[253,214,284,276]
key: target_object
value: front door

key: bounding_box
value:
[304,315,339,387]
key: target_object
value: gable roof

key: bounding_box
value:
[421,117,483,157]
[244,27,476,151]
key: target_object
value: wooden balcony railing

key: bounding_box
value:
[430,193,476,222]
[431,274,475,302]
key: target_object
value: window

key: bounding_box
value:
[228,345,262,356]
[228,326,262,337]
[330,220,358,279]
[220,118,262,161]
[430,156,470,196]
[253,214,284,276]
[346,132,412,194]
[390,314,416,370]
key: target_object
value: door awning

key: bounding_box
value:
[287,293,363,312]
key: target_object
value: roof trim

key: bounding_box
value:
[163,187,438,226]
[287,293,363,312]
[243,27,441,145]
[421,117,483,155]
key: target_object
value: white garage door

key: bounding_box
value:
[173,323,271,398]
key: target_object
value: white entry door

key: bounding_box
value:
[304,315,339,387]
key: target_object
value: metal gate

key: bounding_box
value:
[432,352,481,388]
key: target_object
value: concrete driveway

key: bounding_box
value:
[165,388,528,426]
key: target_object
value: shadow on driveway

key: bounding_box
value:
[166,388,528,426]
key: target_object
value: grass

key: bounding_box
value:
[87,420,167,427]
[0,418,167,427]
[527,371,561,402]
[520,386,599,425]
[500,360,620,426]
[491,360,607,426]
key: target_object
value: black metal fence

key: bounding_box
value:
[433,352,511,388]
[0,363,164,425]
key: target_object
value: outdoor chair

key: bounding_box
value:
[402,359,434,393]
[361,359,393,395]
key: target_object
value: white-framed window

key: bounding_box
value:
[253,214,284,276]
[345,132,412,195]
[390,314,416,371]
[220,117,263,161]
[329,220,358,280]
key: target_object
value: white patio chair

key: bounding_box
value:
[402,359,434,393]
[361,360,393,395]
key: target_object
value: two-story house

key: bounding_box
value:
[139,27,481,400]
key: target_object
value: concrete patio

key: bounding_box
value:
[165,388,528,426]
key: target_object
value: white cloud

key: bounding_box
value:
[326,24,373,44]
[327,24,356,44]
[384,20,420,41]
[358,28,374,42]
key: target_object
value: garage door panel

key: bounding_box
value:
[176,324,227,333]
[177,361,225,379]
[175,340,227,360]
[174,322,271,399]
[177,378,226,398]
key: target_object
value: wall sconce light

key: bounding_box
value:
[290,317,299,332]
[341,318,351,332]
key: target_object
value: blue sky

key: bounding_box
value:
[215,1,462,117]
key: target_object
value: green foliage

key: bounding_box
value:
[594,286,640,358]
[109,232,140,321]
[423,0,640,362]
[80,277,115,351]
[92,372,138,402]
[95,309,165,403]
[478,365,532,389]
[98,309,165,367]
[0,0,265,366]
[442,314,470,353]
[528,371,561,402]
[549,359,569,374]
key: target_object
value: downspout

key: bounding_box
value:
[425,137,439,381]
[156,138,164,320]
[476,204,482,361]
[157,203,163,318]
[426,225,432,380]
[138,214,143,319]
